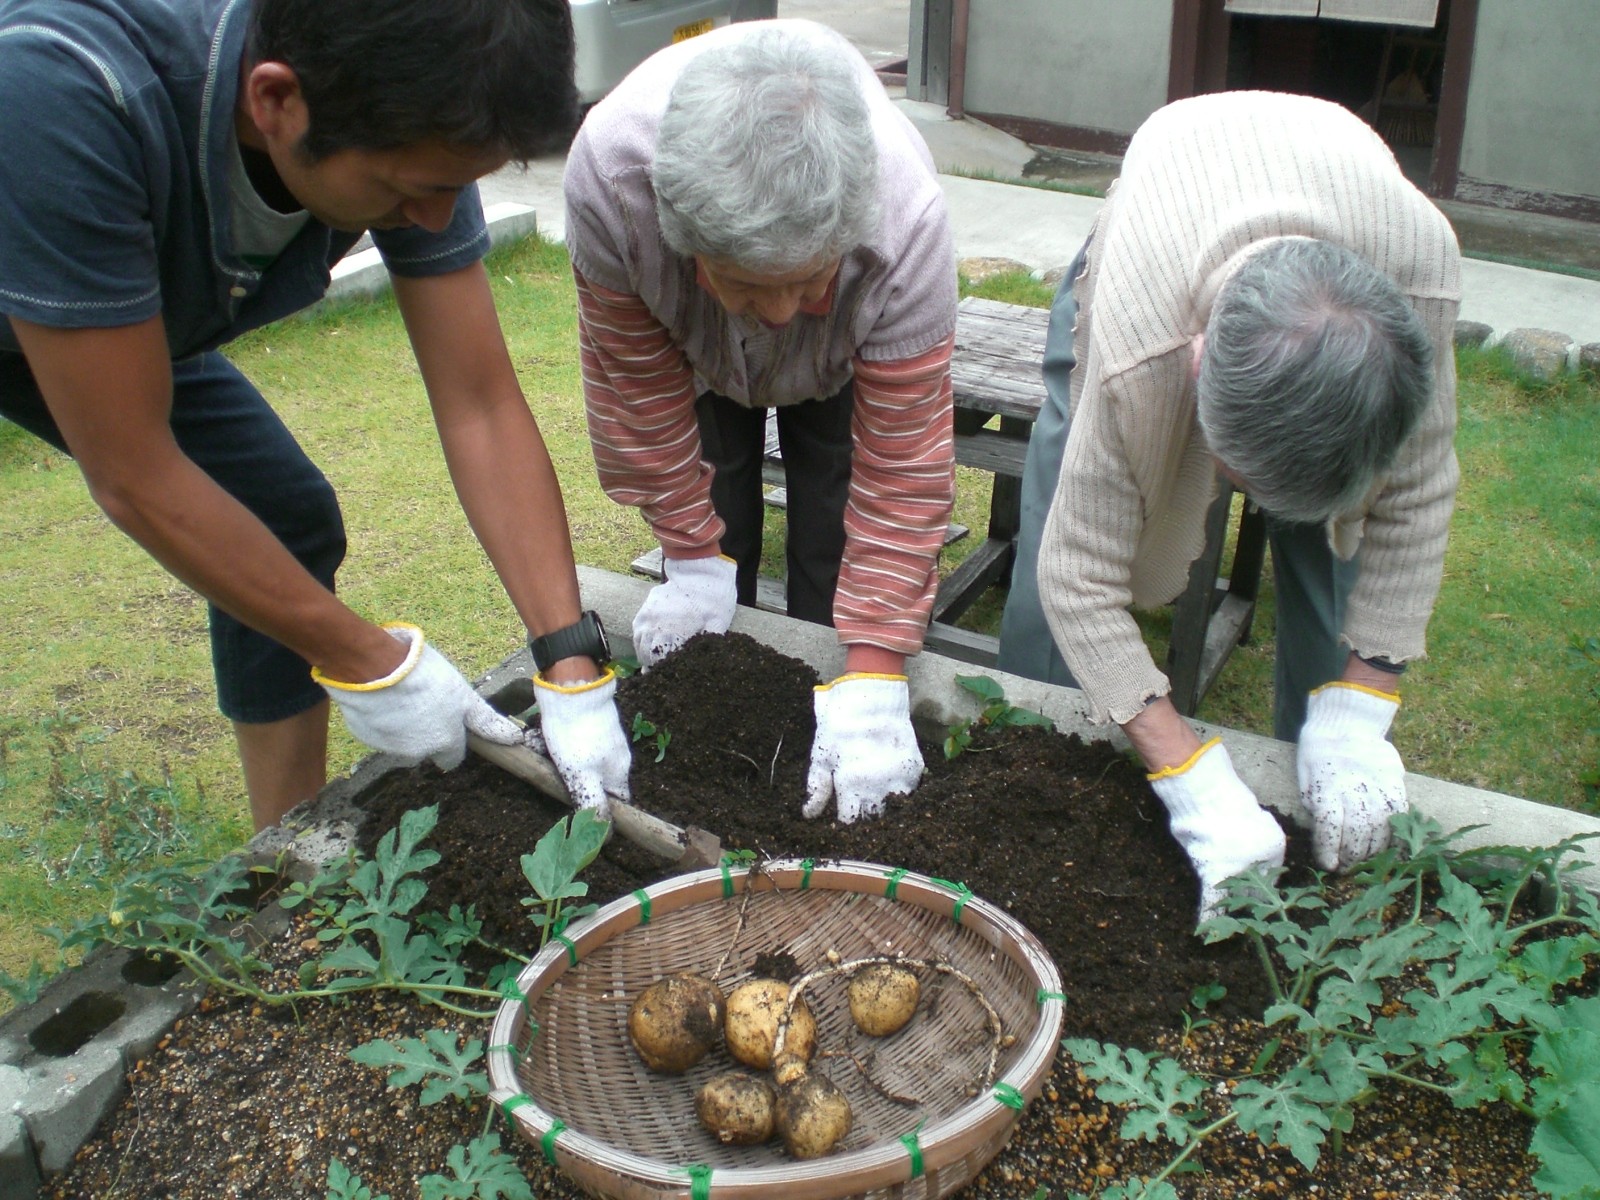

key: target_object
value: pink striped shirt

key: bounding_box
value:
[565,20,959,654]
[577,271,955,653]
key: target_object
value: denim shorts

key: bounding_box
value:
[1,349,345,723]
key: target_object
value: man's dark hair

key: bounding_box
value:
[248,0,579,162]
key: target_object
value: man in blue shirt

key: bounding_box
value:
[0,0,632,829]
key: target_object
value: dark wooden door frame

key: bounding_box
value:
[1428,0,1476,200]
[1167,0,1474,203]
[1167,0,1232,103]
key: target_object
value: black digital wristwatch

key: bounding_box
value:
[528,610,610,673]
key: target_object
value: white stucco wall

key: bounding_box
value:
[962,0,1171,137]
[1458,0,1600,200]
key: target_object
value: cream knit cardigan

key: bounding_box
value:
[1036,91,1462,726]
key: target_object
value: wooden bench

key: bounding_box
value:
[631,296,1265,716]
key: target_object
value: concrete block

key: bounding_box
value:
[1580,341,1600,379]
[0,1095,42,1200]
[18,1040,125,1175]
[249,752,398,879]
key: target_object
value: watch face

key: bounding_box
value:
[587,612,611,663]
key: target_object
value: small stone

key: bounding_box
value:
[1036,264,1070,291]
[1500,326,1574,380]
[1579,341,1600,379]
[958,255,1032,285]
[1452,319,1492,349]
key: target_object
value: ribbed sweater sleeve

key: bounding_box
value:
[575,269,723,556]
[837,339,956,652]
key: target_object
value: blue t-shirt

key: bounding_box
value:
[0,0,489,363]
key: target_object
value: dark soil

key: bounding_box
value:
[43,632,1542,1199]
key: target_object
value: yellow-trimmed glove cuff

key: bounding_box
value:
[1147,737,1223,783]
[1309,680,1402,706]
[816,672,909,692]
[310,622,424,692]
[533,667,617,695]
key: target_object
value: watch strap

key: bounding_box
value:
[529,611,609,673]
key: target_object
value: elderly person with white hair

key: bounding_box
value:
[995,91,1461,922]
[562,19,957,823]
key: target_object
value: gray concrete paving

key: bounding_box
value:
[474,0,1600,351]
[476,97,1600,349]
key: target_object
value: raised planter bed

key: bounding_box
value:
[4,567,1597,1200]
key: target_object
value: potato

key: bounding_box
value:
[724,977,816,1070]
[847,963,920,1036]
[776,1072,853,1159]
[627,972,726,1073]
[695,1072,776,1145]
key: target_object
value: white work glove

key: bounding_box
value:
[1297,681,1407,873]
[1148,738,1286,924]
[631,554,739,670]
[532,671,632,820]
[314,623,520,770]
[803,674,925,824]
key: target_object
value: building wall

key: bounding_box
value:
[1457,0,1600,201]
[962,0,1172,137]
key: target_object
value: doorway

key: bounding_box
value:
[1171,0,1474,201]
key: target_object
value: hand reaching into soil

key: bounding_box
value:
[1297,682,1407,872]
[632,555,739,669]
[803,674,924,823]
[533,671,633,817]
[1147,737,1285,924]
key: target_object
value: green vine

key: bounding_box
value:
[43,802,611,1199]
[1057,812,1600,1200]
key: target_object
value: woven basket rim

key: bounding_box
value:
[486,858,1064,1197]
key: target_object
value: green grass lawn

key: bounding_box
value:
[2,238,1597,1000]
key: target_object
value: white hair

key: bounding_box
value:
[652,25,881,272]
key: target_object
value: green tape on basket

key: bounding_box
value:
[799,858,816,889]
[720,860,735,898]
[498,975,528,1004]
[555,933,578,966]
[993,1082,1026,1110]
[632,889,652,925]
[930,876,973,922]
[488,1042,520,1062]
[1037,989,1068,1005]
[899,1127,926,1178]
[500,1094,533,1121]
[540,1119,567,1165]
[675,1162,713,1200]
[884,866,909,900]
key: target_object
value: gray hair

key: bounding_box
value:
[1197,238,1434,523]
[652,25,881,272]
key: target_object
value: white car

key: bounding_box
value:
[570,0,778,106]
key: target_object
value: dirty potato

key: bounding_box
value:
[695,1072,776,1145]
[724,977,816,1070]
[775,1072,853,1159]
[627,972,726,1073]
[847,963,920,1036]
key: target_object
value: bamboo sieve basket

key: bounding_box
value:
[487,858,1065,1200]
